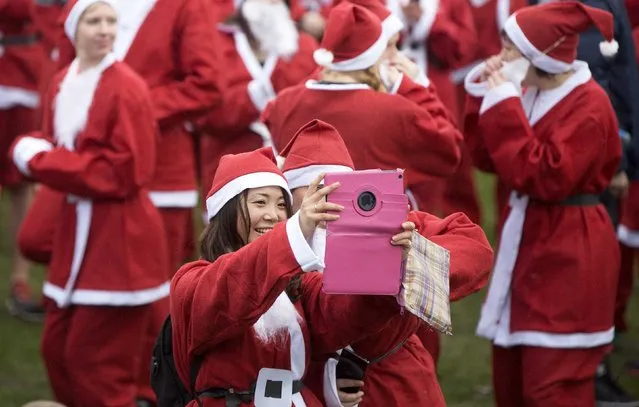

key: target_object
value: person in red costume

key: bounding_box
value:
[0,0,47,322]
[54,0,222,273]
[464,2,621,405]
[196,0,319,216]
[275,119,493,407]
[171,146,420,406]
[9,2,170,405]
[264,2,463,198]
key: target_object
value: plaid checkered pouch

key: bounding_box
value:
[398,231,452,335]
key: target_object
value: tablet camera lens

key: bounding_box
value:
[357,191,376,212]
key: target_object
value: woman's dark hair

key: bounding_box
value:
[199,187,302,300]
[533,66,553,78]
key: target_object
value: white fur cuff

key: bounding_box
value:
[286,211,325,272]
[479,82,520,115]
[12,137,53,176]
[248,79,276,112]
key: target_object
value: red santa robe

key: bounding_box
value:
[305,210,493,407]
[56,0,222,270]
[263,78,463,184]
[0,0,43,186]
[465,62,620,403]
[197,25,318,205]
[10,56,170,406]
[171,212,404,407]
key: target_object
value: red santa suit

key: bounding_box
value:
[0,0,43,187]
[172,147,404,407]
[464,4,621,405]
[10,44,170,406]
[196,23,318,207]
[275,119,492,407]
[58,0,222,272]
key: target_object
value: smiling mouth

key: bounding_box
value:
[255,227,274,235]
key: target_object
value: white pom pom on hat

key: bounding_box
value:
[313,48,335,67]
[599,39,619,57]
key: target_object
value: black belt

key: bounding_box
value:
[34,0,67,5]
[0,33,40,47]
[531,193,600,206]
[197,380,303,407]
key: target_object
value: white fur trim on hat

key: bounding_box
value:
[382,14,404,39]
[206,172,292,220]
[314,49,335,67]
[504,14,573,74]
[320,30,388,72]
[284,164,354,190]
[599,39,619,57]
[64,0,118,42]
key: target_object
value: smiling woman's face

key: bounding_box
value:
[238,186,288,243]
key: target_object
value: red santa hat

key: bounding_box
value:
[313,3,387,71]
[332,0,404,39]
[503,1,618,74]
[64,0,118,42]
[205,147,292,220]
[278,120,354,190]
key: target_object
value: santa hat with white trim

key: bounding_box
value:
[205,147,292,221]
[64,0,118,42]
[278,120,354,190]
[313,3,387,71]
[503,1,618,74]
[332,0,404,39]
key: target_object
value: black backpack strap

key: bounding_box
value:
[368,338,409,365]
[190,355,205,407]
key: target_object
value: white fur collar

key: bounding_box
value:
[54,53,116,151]
[253,291,301,344]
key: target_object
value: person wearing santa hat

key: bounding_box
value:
[463,2,622,404]
[0,0,47,322]
[170,146,418,407]
[52,0,221,274]
[194,0,319,219]
[9,1,170,405]
[263,2,463,197]
[277,119,493,407]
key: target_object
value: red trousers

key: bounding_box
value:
[616,242,636,332]
[416,325,441,366]
[0,106,38,187]
[41,299,168,407]
[492,345,607,407]
[158,208,194,276]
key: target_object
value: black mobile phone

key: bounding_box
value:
[335,348,369,394]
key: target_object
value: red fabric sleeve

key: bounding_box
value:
[23,82,157,199]
[0,0,32,19]
[408,210,493,301]
[170,224,303,356]
[299,272,402,355]
[148,0,222,126]
[427,0,478,70]
[197,82,260,131]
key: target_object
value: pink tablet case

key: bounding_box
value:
[322,169,408,295]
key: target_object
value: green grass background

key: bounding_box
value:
[0,172,636,406]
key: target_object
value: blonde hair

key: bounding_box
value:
[321,67,383,91]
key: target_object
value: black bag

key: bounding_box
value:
[150,315,203,407]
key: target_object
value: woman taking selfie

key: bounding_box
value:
[263,2,462,183]
[463,2,621,405]
[170,147,417,406]
[10,1,169,405]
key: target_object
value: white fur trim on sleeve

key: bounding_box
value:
[414,71,430,87]
[388,73,404,95]
[479,82,520,115]
[286,211,325,272]
[464,62,490,98]
[247,79,276,112]
[12,137,54,176]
